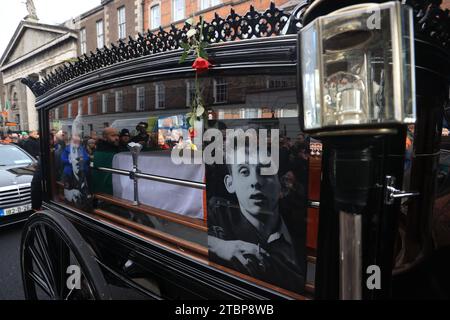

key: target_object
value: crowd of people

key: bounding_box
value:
[50,122,163,208]
[1,130,41,158]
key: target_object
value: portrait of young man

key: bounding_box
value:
[206,119,308,294]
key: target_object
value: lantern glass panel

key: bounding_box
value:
[300,2,416,131]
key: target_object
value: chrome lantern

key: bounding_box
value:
[299,1,416,134]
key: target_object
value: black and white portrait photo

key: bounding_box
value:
[206,119,308,294]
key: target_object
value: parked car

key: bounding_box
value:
[0,143,36,227]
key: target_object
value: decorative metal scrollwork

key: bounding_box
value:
[21,1,450,98]
[21,2,298,97]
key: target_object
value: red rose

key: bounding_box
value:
[192,57,211,74]
[189,127,197,138]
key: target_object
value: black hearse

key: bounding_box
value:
[20,0,450,300]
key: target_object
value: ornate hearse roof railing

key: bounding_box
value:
[22,0,450,98]
[21,2,307,98]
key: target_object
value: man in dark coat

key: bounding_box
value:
[22,130,40,158]
[131,122,150,146]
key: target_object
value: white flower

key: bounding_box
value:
[187,28,197,39]
[185,18,194,26]
[196,105,205,117]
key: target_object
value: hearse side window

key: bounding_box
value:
[47,74,315,298]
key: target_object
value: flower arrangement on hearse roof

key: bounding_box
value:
[179,16,212,150]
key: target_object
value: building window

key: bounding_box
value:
[214,78,228,103]
[155,83,165,109]
[172,0,185,22]
[200,0,221,10]
[118,6,126,40]
[68,103,72,119]
[186,80,196,107]
[96,20,104,48]
[103,122,109,128]
[78,99,83,115]
[102,93,108,113]
[55,108,59,120]
[136,87,145,111]
[80,28,87,55]
[88,124,94,133]
[115,91,123,112]
[150,5,161,29]
[88,96,94,115]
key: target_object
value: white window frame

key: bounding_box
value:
[68,103,73,119]
[200,0,221,10]
[80,28,87,55]
[88,96,94,115]
[150,4,161,29]
[115,90,123,112]
[136,87,145,111]
[155,83,165,109]
[55,108,59,120]
[117,6,126,40]
[186,80,196,107]
[78,99,83,115]
[213,78,228,103]
[96,20,104,48]
[172,0,185,22]
[102,93,108,113]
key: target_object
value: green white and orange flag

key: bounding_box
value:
[2,100,10,118]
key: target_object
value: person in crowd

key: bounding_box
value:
[20,131,29,147]
[92,127,120,195]
[10,133,20,145]
[90,130,98,141]
[119,128,131,151]
[86,138,97,161]
[22,130,40,158]
[208,136,306,294]
[131,122,150,146]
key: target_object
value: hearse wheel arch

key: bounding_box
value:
[20,210,111,300]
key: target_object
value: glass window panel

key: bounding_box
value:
[172,0,184,21]
[118,6,126,40]
[47,73,314,298]
[150,5,161,29]
[96,20,104,48]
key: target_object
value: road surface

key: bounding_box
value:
[0,223,25,300]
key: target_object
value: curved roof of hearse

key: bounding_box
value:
[21,0,450,110]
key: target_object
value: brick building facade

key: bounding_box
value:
[73,0,145,55]
[143,0,295,31]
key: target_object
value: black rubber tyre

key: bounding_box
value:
[20,210,111,300]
